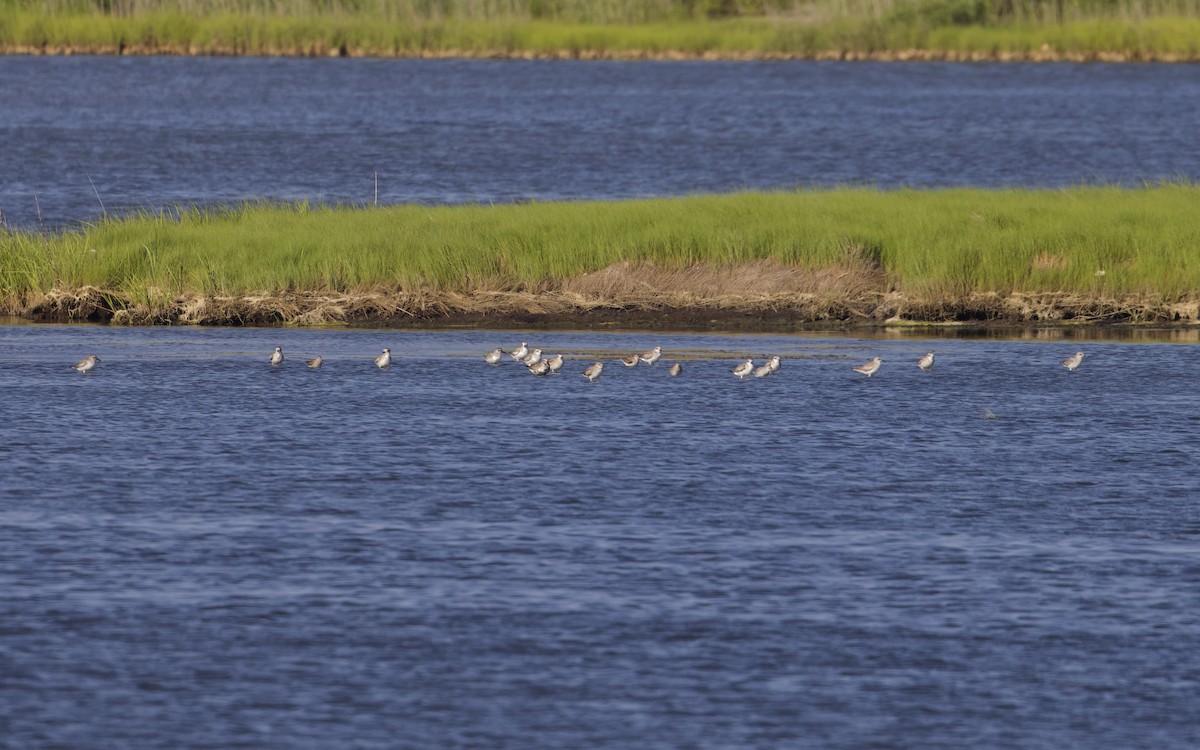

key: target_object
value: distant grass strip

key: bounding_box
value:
[3,12,1200,60]
[3,186,1200,315]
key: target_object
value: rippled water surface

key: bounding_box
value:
[3,57,1200,228]
[2,324,1199,748]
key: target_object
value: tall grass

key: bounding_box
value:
[4,187,1199,308]
[2,0,1199,58]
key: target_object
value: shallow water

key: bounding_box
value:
[2,325,1199,748]
[3,57,1200,229]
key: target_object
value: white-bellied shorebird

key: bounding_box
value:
[583,362,603,382]
[668,363,682,377]
[753,363,773,378]
[522,348,542,366]
[618,353,639,367]
[767,355,781,373]
[510,342,529,361]
[269,346,284,366]
[853,356,883,377]
[72,355,100,373]
[528,359,550,376]
[484,348,503,365]
[917,352,934,371]
[306,355,323,368]
[1061,351,1085,372]
[375,348,391,369]
[546,354,564,373]
[732,359,754,379]
[639,345,662,365]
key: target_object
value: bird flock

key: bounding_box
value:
[68,347,1088,378]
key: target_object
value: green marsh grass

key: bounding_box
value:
[4,187,1200,315]
[3,0,1200,59]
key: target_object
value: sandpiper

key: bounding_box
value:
[546,354,564,373]
[306,355,323,368]
[767,355,781,373]
[528,359,550,376]
[484,348,504,365]
[853,356,883,377]
[1061,351,1085,372]
[917,352,935,371]
[639,345,663,365]
[668,362,682,377]
[753,362,773,378]
[522,348,543,367]
[510,342,529,361]
[375,348,391,369]
[583,362,604,382]
[72,355,100,373]
[732,359,754,379]
[618,353,639,367]
[269,346,284,366]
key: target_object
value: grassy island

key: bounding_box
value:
[3,186,1199,328]
[2,0,1199,61]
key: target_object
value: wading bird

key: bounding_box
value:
[72,355,100,373]
[375,348,391,369]
[732,359,754,379]
[639,345,662,366]
[546,354,564,373]
[668,363,682,377]
[583,362,604,382]
[1061,351,1085,372]
[269,347,284,366]
[306,355,323,369]
[484,348,503,365]
[767,355,781,373]
[618,353,639,367]
[853,356,883,377]
[917,352,934,371]
[510,342,529,361]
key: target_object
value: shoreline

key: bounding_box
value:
[13,287,1200,331]
[1,44,1192,64]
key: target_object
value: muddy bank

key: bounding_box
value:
[2,43,1194,63]
[10,286,1200,331]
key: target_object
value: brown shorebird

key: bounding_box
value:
[510,342,529,361]
[522,348,543,367]
[732,359,754,379]
[766,355,781,373]
[668,363,682,377]
[583,362,604,382]
[546,354,564,373]
[618,353,639,367]
[528,359,550,376]
[72,355,100,373]
[753,362,773,378]
[639,345,662,365]
[269,346,284,366]
[1061,352,1085,372]
[484,348,504,365]
[917,352,934,371]
[853,356,883,377]
[306,355,323,368]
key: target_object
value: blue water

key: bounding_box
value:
[2,57,1200,229]
[2,324,1199,748]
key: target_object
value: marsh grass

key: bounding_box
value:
[2,0,1200,58]
[4,185,1200,324]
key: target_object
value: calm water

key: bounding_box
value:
[3,57,1200,229]
[2,324,1199,748]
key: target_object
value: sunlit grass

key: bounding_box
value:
[4,187,1200,309]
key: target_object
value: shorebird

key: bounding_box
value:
[375,348,391,369]
[528,359,550,376]
[618,353,639,367]
[510,342,529,361]
[732,359,754,379]
[639,345,662,365]
[917,352,935,371]
[668,363,682,377]
[269,346,284,366]
[306,355,323,369]
[753,362,773,378]
[484,348,503,365]
[522,348,543,367]
[1061,351,1085,372]
[853,356,883,377]
[583,362,604,382]
[72,355,100,373]
[767,355,781,373]
[546,354,564,373]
